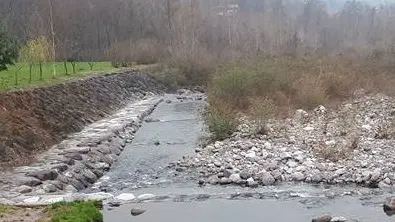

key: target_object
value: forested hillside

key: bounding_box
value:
[1,0,395,62]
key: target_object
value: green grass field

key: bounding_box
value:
[0,62,114,91]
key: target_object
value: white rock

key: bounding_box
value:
[293,172,306,181]
[84,192,114,201]
[303,126,315,131]
[280,152,292,160]
[214,141,222,149]
[330,216,347,222]
[115,193,136,201]
[138,194,156,200]
[229,174,241,183]
[23,196,40,204]
[260,171,275,186]
[383,178,391,185]
[295,166,306,172]
[263,142,272,150]
[315,105,326,114]
[378,181,391,188]
[361,125,372,132]
[101,176,110,181]
[371,169,381,181]
[287,160,298,168]
[325,140,336,146]
[335,168,346,176]
[295,109,308,120]
[42,196,65,204]
[246,178,258,187]
[213,161,222,167]
[261,150,269,159]
[362,170,372,181]
[245,151,256,159]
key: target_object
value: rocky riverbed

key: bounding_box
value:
[173,91,395,189]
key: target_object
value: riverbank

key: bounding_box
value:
[0,71,166,169]
[175,91,395,188]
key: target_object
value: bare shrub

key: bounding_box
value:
[166,46,217,86]
[107,38,164,66]
[206,99,238,141]
[375,119,395,139]
[249,97,274,135]
[293,74,328,110]
[209,65,253,110]
[314,138,358,162]
[133,39,163,65]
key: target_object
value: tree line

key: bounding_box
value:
[1,0,395,64]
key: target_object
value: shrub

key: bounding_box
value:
[49,200,102,222]
[249,97,274,134]
[107,38,164,66]
[209,65,253,109]
[293,74,328,110]
[206,101,238,141]
[166,46,217,86]
[133,38,163,65]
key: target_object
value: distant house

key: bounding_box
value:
[217,3,239,16]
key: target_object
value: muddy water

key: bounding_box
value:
[97,93,392,222]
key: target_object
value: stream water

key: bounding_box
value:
[89,93,392,222]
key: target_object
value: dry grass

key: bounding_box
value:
[165,46,218,86]
[206,97,239,141]
[107,38,164,67]
[314,135,360,162]
[208,55,395,113]
[249,97,274,135]
[204,55,395,138]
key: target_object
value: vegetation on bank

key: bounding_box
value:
[44,200,103,222]
[0,200,103,222]
[0,62,114,90]
[204,55,395,140]
[134,53,395,141]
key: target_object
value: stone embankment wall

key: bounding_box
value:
[0,71,165,168]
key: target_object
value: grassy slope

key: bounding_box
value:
[0,62,113,91]
[0,201,103,222]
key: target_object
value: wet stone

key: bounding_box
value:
[26,170,58,181]
[11,185,32,194]
[131,208,146,216]
[260,172,275,186]
[65,153,83,161]
[51,164,69,173]
[15,176,43,187]
[43,183,57,193]
[312,215,332,222]
[69,178,86,191]
[219,177,231,185]
[92,169,104,178]
[82,169,98,184]
[49,180,64,190]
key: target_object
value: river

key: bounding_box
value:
[85,93,392,222]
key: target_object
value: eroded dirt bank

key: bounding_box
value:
[0,71,166,168]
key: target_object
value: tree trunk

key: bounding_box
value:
[88,62,94,70]
[48,0,57,79]
[64,61,68,75]
[15,71,18,86]
[29,64,33,83]
[39,61,43,80]
[71,62,76,74]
